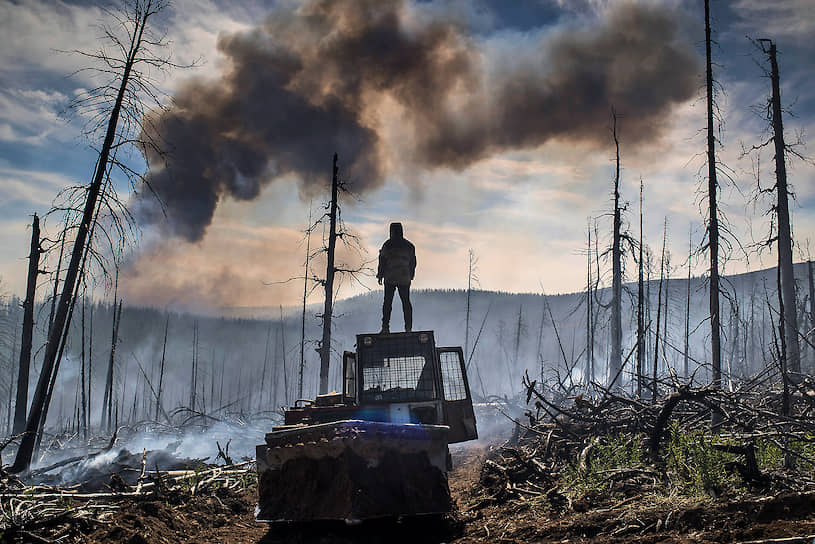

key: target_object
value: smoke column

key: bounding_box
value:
[136,0,699,241]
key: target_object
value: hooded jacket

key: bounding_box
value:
[377,223,416,285]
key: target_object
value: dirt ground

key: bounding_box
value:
[69,441,815,544]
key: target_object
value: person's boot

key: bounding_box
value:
[380,323,390,334]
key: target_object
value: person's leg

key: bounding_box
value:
[397,283,412,332]
[382,283,396,333]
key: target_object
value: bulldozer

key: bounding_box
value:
[255,330,478,523]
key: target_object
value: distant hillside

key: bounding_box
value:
[0,262,811,430]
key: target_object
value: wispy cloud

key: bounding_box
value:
[731,0,815,42]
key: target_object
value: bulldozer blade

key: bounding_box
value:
[256,420,451,523]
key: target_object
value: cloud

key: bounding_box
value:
[731,0,815,42]
[0,167,74,208]
[0,88,70,145]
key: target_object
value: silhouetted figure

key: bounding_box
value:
[377,222,416,333]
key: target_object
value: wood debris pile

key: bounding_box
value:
[474,369,815,509]
[0,450,256,543]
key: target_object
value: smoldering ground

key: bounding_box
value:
[134,0,699,242]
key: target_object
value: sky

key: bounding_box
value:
[0,0,814,315]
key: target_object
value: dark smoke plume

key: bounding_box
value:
[137,0,699,241]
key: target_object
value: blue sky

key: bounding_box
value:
[0,0,813,314]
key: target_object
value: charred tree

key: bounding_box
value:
[684,227,692,379]
[87,298,93,430]
[588,221,596,386]
[155,315,168,421]
[465,249,476,368]
[13,214,42,435]
[610,110,623,384]
[80,297,87,440]
[663,250,671,370]
[260,322,272,409]
[298,203,314,401]
[762,40,800,374]
[809,258,815,367]
[280,305,289,406]
[513,305,524,371]
[636,183,645,398]
[47,229,66,333]
[103,299,123,432]
[653,220,667,401]
[190,320,198,411]
[318,153,339,395]
[704,0,723,397]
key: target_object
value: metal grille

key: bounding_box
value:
[440,351,467,401]
[361,355,436,402]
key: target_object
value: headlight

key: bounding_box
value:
[418,333,429,344]
[363,336,373,346]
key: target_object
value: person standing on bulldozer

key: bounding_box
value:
[377,222,416,333]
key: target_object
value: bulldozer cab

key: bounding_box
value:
[344,331,477,443]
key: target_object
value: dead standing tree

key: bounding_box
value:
[603,109,635,389]
[318,154,339,395]
[13,215,43,435]
[11,0,182,472]
[760,39,801,375]
[610,110,623,385]
[704,0,722,389]
[702,0,724,416]
[316,153,371,395]
[636,182,645,397]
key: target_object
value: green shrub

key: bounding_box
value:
[564,434,646,496]
[666,423,740,495]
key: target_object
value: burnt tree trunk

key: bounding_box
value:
[653,220,667,401]
[260,321,272,409]
[104,300,123,431]
[190,320,198,411]
[155,315,168,421]
[319,153,339,395]
[809,259,814,368]
[636,182,645,397]
[766,41,800,374]
[299,204,313,401]
[610,111,623,385]
[684,227,692,379]
[13,214,41,435]
[80,297,87,440]
[589,222,597,386]
[280,305,288,406]
[705,0,723,402]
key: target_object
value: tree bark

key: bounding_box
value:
[81,297,87,440]
[260,321,271,409]
[319,153,339,395]
[103,299,123,432]
[808,259,814,369]
[299,204,313,401]
[766,41,800,374]
[280,305,288,406]
[155,314,168,421]
[13,214,41,435]
[653,221,667,401]
[705,0,723,400]
[589,222,597,387]
[637,182,645,397]
[610,111,623,384]
[684,227,692,379]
